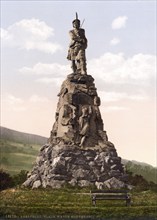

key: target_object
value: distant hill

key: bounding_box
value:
[0,126,47,145]
[0,126,48,175]
[0,127,156,183]
[122,159,157,184]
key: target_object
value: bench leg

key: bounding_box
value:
[126,199,131,207]
[92,199,96,206]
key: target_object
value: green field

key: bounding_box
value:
[0,139,40,175]
[0,188,157,219]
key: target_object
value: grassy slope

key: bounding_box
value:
[0,188,157,219]
[0,126,47,175]
[0,139,40,175]
[122,160,157,184]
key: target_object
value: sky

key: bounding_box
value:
[1,0,156,166]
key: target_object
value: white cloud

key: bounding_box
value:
[110,37,120,45]
[88,53,156,85]
[2,94,52,113]
[2,94,27,112]
[6,95,24,105]
[111,16,128,29]
[19,62,70,87]
[36,77,64,87]
[0,28,12,40]
[29,95,50,103]
[19,62,70,77]
[18,52,155,100]
[1,18,62,54]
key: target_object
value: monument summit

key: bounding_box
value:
[23,14,127,189]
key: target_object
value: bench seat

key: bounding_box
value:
[91,190,131,206]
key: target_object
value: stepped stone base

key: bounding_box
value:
[23,141,126,189]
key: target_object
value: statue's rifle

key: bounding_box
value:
[75,12,85,27]
[81,19,85,28]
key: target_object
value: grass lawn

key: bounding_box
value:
[0,188,157,219]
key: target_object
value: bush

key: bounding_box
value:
[12,170,28,186]
[126,170,157,192]
[0,169,28,190]
[0,169,14,190]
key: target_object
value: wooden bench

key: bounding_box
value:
[91,189,131,206]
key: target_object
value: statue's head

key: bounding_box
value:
[72,12,80,28]
[72,19,80,28]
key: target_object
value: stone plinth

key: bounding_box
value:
[23,73,126,189]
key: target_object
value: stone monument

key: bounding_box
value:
[23,14,127,189]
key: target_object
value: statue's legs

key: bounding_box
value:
[71,60,77,73]
[80,59,87,75]
[71,59,87,75]
[76,60,81,74]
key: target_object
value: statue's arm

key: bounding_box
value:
[69,30,85,43]
[69,31,80,41]
[68,30,87,48]
[79,29,88,46]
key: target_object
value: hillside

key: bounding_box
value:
[0,126,47,145]
[0,126,48,175]
[0,138,40,175]
[0,127,156,183]
[122,159,157,184]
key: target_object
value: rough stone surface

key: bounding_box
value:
[49,73,105,148]
[95,177,130,190]
[23,143,125,188]
[32,180,41,189]
[23,73,127,189]
[103,177,126,189]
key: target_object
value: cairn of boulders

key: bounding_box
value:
[23,73,127,189]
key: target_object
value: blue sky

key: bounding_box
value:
[1,0,156,166]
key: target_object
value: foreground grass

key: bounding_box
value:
[0,188,157,219]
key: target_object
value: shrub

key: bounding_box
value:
[12,170,28,186]
[0,169,14,190]
[126,170,157,192]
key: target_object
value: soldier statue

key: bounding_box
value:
[67,13,87,75]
